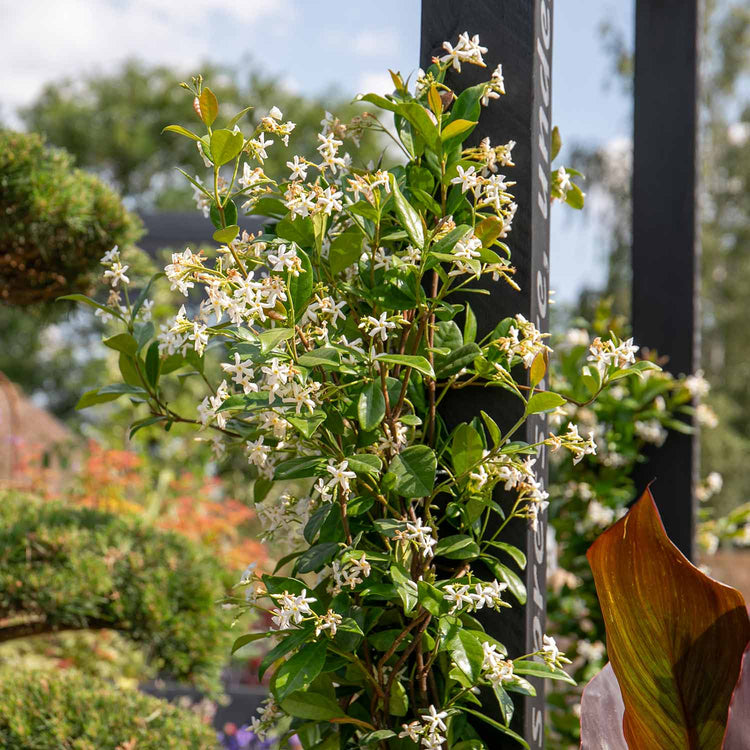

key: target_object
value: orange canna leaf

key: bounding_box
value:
[587,487,750,749]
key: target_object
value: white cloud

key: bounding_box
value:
[356,71,394,97]
[351,29,398,57]
[1,0,294,120]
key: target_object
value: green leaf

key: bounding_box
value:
[529,352,547,388]
[213,224,239,244]
[451,423,484,477]
[259,327,295,354]
[434,534,480,560]
[462,708,529,749]
[359,730,397,745]
[375,353,433,378]
[288,246,313,319]
[296,542,340,574]
[390,174,424,248]
[551,125,562,161]
[259,626,313,681]
[390,564,418,614]
[276,216,314,247]
[449,84,486,124]
[356,93,398,112]
[525,391,566,415]
[102,333,138,356]
[161,124,201,142]
[441,118,477,142]
[493,685,515,726]
[227,105,254,130]
[281,691,348,721]
[287,411,327,439]
[145,342,160,388]
[513,659,576,685]
[396,101,441,152]
[435,343,481,379]
[389,681,409,717]
[345,454,382,475]
[357,382,386,431]
[565,181,585,210]
[484,558,527,605]
[298,347,341,368]
[76,383,147,410]
[418,581,447,617]
[210,128,244,165]
[271,639,328,702]
[57,293,120,319]
[210,198,238,229]
[135,321,154,353]
[586,488,750,748]
[129,415,166,439]
[388,445,437,498]
[446,627,484,682]
[274,456,326,479]
[329,229,363,275]
[464,303,477,344]
[198,87,219,126]
[487,541,526,570]
[231,631,274,654]
[480,410,501,446]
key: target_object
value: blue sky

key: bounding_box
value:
[3,0,635,303]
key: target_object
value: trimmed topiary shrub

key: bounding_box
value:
[0,130,141,305]
[0,666,219,749]
[0,492,233,692]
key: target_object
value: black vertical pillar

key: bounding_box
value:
[421,2,553,746]
[631,0,699,560]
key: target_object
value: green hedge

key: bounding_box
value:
[0,492,233,693]
[0,666,218,749]
[0,130,141,305]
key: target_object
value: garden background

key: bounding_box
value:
[1,1,749,748]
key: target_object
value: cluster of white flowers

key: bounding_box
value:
[695,402,719,429]
[100,245,130,289]
[394,518,438,558]
[577,639,606,663]
[493,314,551,368]
[634,418,668,446]
[586,336,639,375]
[547,422,598,465]
[684,368,710,399]
[249,696,283,740]
[481,642,515,687]
[585,499,616,528]
[443,579,508,615]
[254,491,315,547]
[269,589,317,631]
[399,706,449,750]
[440,32,487,72]
[696,471,724,502]
[541,634,570,668]
[331,553,371,593]
[314,609,343,637]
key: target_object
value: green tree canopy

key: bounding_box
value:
[21,59,384,209]
[0,492,234,693]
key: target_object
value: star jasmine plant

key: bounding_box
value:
[66,32,655,749]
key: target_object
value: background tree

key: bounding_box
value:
[561,1,750,517]
[20,59,384,210]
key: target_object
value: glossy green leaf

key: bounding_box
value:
[281,690,348,721]
[162,124,201,142]
[441,118,477,142]
[259,327,295,354]
[390,174,424,248]
[462,708,529,749]
[198,87,219,126]
[513,659,575,685]
[103,332,138,356]
[484,557,527,605]
[271,639,327,702]
[434,534,480,560]
[388,445,437,498]
[296,542,340,574]
[288,246,313,319]
[390,564,418,614]
[525,391,566,414]
[586,488,750,749]
[210,128,244,165]
[357,382,386,431]
[298,347,340,368]
[375,353,433,378]
[551,125,562,161]
[213,224,239,244]
[451,423,484,477]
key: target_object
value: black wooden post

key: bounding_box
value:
[631,0,700,560]
[421,2,553,746]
